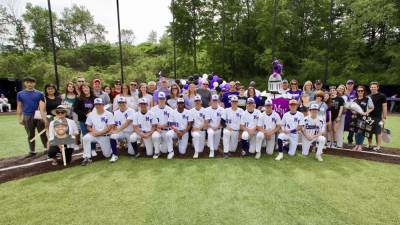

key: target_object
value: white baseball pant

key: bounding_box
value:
[83,134,112,159]
[152,130,169,155]
[335,114,346,148]
[130,133,154,156]
[192,130,206,153]
[207,128,221,151]
[166,130,189,154]
[223,129,240,153]
[277,133,299,156]
[110,132,135,155]
[241,131,256,153]
[256,132,275,155]
[301,135,326,156]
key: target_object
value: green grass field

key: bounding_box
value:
[1,114,399,159]
[1,156,400,225]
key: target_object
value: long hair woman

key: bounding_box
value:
[352,85,374,151]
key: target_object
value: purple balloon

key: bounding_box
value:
[183,84,189,90]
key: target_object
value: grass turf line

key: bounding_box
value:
[0,155,399,225]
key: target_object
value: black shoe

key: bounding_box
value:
[223,153,229,159]
[81,158,92,166]
[26,152,37,158]
[241,150,247,156]
[135,152,141,158]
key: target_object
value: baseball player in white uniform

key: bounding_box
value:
[151,92,173,159]
[206,94,224,158]
[221,95,243,158]
[190,95,209,159]
[130,98,157,156]
[166,98,193,158]
[240,98,261,156]
[301,103,326,161]
[109,96,137,163]
[81,98,115,166]
[275,99,305,161]
[255,99,281,159]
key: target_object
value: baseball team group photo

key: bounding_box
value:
[1,0,400,225]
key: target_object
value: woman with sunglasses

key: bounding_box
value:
[167,83,182,109]
[287,80,302,100]
[352,86,374,151]
[113,84,137,111]
[48,105,79,166]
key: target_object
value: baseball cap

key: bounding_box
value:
[94,98,104,105]
[117,96,127,103]
[289,99,298,105]
[346,80,354,84]
[158,92,166,99]
[247,97,255,104]
[23,76,36,83]
[177,98,185,103]
[93,79,101,84]
[264,99,273,106]
[282,79,288,83]
[211,94,219,101]
[53,119,68,127]
[194,95,202,101]
[51,105,69,116]
[139,98,148,104]
[230,95,238,102]
[310,103,319,110]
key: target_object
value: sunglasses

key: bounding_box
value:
[56,111,66,114]
[357,90,364,92]
[130,83,137,86]
[291,83,297,85]
[203,83,208,85]
[77,80,84,83]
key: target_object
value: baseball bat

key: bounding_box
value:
[29,129,47,143]
[60,145,67,167]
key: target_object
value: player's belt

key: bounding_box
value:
[162,128,171,131]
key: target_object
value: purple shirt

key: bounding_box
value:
[221,91,239,108]
[17,89,45,116]
[272,97,289,118]
[288,90,302,100]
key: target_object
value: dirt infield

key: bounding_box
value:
[0,145,399,184]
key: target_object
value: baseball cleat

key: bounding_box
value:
[255,152,261,160]
[109,154,118,163]
[223,153,229,159]
[241,150,247,156]
[316,154,323,162]
[91,150,97,157]
[81,158,92,166]
[193,152,199,159]
[153,153,160,159]
[209,150,214,158]
[275,153,283,161]
[167,152,175,160]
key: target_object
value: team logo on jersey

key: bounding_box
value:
[200,113,205,119]
[272,117,276,123]
[163,111,169,117]
[217,112,221,117]
[236,113,240,118]
[254,115,258,120]
[145,116,150,122]
[115,121,122,126]
[101,117,108,123]
[124,113,128,119]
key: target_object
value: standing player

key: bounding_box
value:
[130,98,157,156]
[255,99,281,159]
[81,98,115,166]
[301,103,326,161]
[151,92,173,159]
[275,99,305,161]
[109,96,137,163]
[221,95,244,158]
[190,95,209,159]
[166,98,193,158]
[240,98,261,156]
[206,95,224,158]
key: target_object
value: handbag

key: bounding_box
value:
[34,109,42,120]
[382,128,391,143]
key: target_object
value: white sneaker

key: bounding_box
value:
[193,152,199,159]
[275,153,283,161]
[316,154,323,162]
[153,154,160,159]
[255,152,261,160]
[109,154,118,163]
[167,152,175,160]
[209,150,214,158]
[91,150,97,157]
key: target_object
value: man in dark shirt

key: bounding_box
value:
[329,86,344,147]
[196,80,212,107]
[221,81,239,108]
[367,81,387,152]
[16,77,48,157]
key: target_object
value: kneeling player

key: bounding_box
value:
[301,103,326,161]
[206,95,224,158]
[240,98,261,156]
[166,98,193,159]
[255,99,281,159]
[81,98,115,166]
[190,95,209,159]
[275,99,305,161]
[151,92,173,159]
[221,96,243,158]
[130,98,156,156]
[109,96,137,162]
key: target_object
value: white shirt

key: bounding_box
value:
[303,116,325,136]
[132,110,156,132]
[151,104,173,126]
[206,106,224,129]
[114,107,135,132]
[86,110,115,132]
[169,109,193,131]
[113,94,138,112]
[257,111,282,131]
[190,107,209,129]
[222,107,244,130]
[240,109,261,129]
[281,111,305,132]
